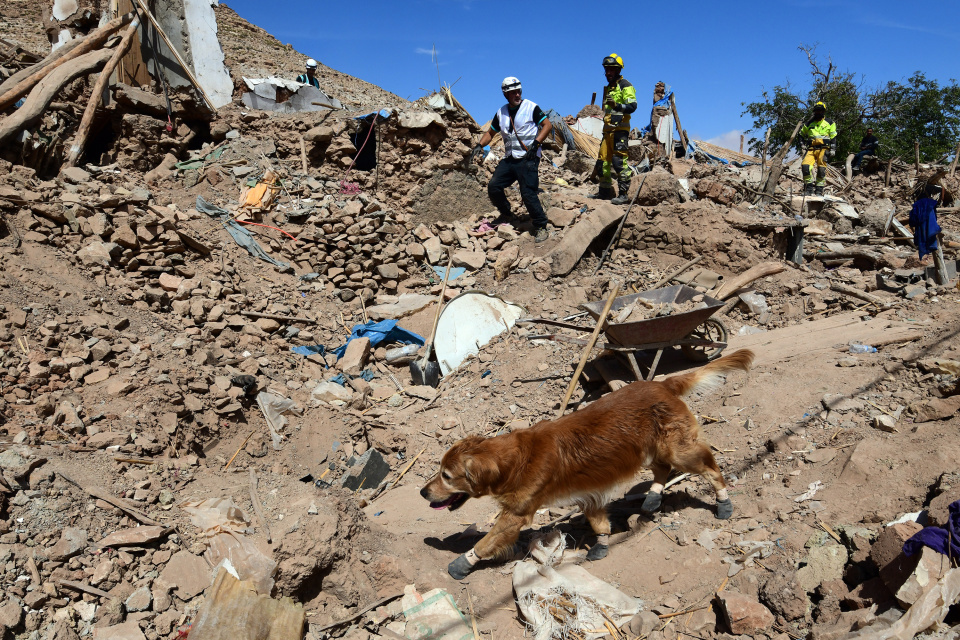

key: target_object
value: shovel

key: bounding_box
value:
[410,252,453,388]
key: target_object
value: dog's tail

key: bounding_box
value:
[660,349,755,398]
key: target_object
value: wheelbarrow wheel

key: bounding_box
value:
[681,318,728,362]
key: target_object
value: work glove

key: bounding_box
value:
[523,139,541,161]
[467,144,484,164]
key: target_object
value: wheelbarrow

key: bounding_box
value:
[518,284,728,381]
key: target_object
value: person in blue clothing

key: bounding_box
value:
[467,77,553,243]
[852,128,879,170]
[908,185,942,261]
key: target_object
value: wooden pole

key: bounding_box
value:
[757,120,803,204]
[739,134,744,154]
[949,141,960,177]
[0,49,114,147]
[0,12,133,111]
[557,282,620,417]
[759,128,770,188]
[915,140,920,175]
[933,234,950,286]
[884,157,894,187]
[712,262,786,301]
[64,18,141,168]
[669,94,689,151]
[591,92,596,106]
[133,0,216,109]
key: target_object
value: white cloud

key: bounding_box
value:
[415,47,437,56]
[706,129,747,152]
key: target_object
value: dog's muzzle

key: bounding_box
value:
[420,487,468,511]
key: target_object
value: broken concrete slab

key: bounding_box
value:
[93,622,146,640]
[894,546,950,607]
[339,449,390,491]
[340,337,371,375]
[366,293,434,320]
[47,527,88,561]
[797,544,848,593]
[158,551,212,599]
[545,202,624,276]
[97,525,172,548]
[241,78,342,113]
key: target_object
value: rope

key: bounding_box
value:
[235,219,297,242]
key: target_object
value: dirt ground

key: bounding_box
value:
[2,5,960,640]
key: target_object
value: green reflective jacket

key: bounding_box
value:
[800,118,836,143]
[603,77,637,132]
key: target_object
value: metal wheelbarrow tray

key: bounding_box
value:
[520,284,728,381]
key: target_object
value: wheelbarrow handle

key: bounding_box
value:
[515,318,595,333]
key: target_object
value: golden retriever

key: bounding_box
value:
[421,349,754,579]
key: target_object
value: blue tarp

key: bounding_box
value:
[354,108,392,122]
[332,319,424,359]
[636,90,674,139]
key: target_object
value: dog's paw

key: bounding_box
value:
[716,498,733,520]
[640,491,662,513]
[586,543,609,561]
[447,554,475,580]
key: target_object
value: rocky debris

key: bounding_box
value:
[716,590,775,635]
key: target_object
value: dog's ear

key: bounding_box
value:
[463,454,500,494]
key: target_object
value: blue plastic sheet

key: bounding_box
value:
[332,319,424,359]
[328,370,376,386]
[291,344,327,358]
[354,108,392,122]
[432,265,465,282]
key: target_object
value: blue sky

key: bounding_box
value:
[222,0,959,151]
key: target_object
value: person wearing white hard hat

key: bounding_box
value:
[467,77,553,243]
[297,59,320,89]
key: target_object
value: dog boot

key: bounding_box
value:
[447,554,475,580]
[716,498,733,520]
[640,491,662,513]
[586,543,609,561]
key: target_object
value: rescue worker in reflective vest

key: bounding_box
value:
[593,54,637,204]
[468,77,553,243]
[297,59,320,89]
[800,101,837,196]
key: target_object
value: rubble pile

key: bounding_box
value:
[2,3,960,640]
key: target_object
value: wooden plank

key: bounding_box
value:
[116,0,152,87]
[729,311,922,365]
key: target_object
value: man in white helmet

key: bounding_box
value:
[467,76,553,243]
[297,59,320,89]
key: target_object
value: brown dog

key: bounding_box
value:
[421,349,754,579]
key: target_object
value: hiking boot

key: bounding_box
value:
[803,183,815,196]
[814,185,825,197]
[533,227,549,243]
[588,186,616,200]
[610,181,632,205]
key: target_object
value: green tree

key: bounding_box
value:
[740,46,958,163]
[742,45,870,159]
[868,72,960,162]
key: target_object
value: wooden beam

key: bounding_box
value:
[133,0,216,110]
[0,12,133,111]
[65,18,142,167]
[0,49,113,147]
[669,94,689,151]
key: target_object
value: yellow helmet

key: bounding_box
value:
[814,101,826,110]
[602,53,624,69]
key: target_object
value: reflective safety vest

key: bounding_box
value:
[603,77,637,132]
[297,73,320,89]
[800,118,836,143]
[498,99,541,159]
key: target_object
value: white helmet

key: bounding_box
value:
[501,76,521,93]
[305,58,318,69]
